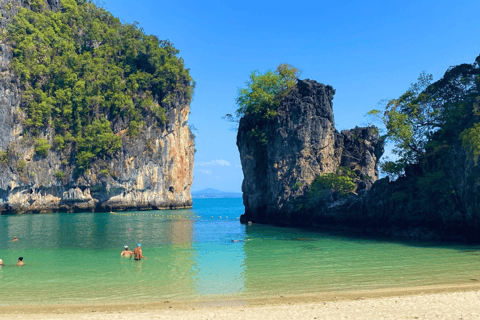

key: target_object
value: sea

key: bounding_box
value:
[1,197,480,306]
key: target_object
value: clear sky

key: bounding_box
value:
[100,0,480,192]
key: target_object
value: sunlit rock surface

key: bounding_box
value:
[0,1,195,213]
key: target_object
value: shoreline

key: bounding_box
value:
[2,282,480,318]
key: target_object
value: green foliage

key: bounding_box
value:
[76,117,121,171]
[460,122,480,160]
[152,105,166,125]
[35,138,50,156]
[233,63,300,121]
[336,166,356,179]
[6,0,193,169]
[226,64,300,146]
[54,171,65,179]
[127,120,144,137]
[29,0,46,12]
[293,182,304,189]
[99,169,110,175]
[380,159,408,179]
[369,59,480,176]
[367,72,433,169]
[309,173,355,197]
[53,135,65,150]
[0,151,7,163]
[17,160,27,172]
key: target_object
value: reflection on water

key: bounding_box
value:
[1,198,480,305]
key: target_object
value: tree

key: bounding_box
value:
[225,64,301,123]
[35,138,50,156]
[367,72,434,175]
[7,1,193,170]
[368,57,480,176]
[225,64,301,147]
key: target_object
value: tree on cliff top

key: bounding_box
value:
[224,64,300,146]
[225,64,301,123]
[368,57,480,177]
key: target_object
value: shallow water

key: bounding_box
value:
[1,198,479,305]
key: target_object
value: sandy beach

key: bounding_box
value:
[2,283,480,319]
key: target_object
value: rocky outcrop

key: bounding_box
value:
[238,78,480,241]
[237,79,383,224]
[0,0,61,29]
[0,1,195,213]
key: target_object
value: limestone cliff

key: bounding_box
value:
[238,79,383,224]
[0,1,195,213]
[238,78,480,241]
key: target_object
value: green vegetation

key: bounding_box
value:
[54,171,65,179]
[367,54,480,224]
[225,64,300,146]
[34,138,50,156]
[293,182,304,189]
[309,172,355,197]
[368,59,480,177]
[0,151,7,163]
[76,117,121,171]
[6,0,193,170]
[336,166,356,179]
[99,169,110,175]
[53,135,65,150]
[17,160,27,172]
[460,122,480,161]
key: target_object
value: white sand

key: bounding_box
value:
[2,284,480,319]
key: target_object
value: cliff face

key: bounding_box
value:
[238,78,480,241]
[0,1,195,213]
[237,79,383,223]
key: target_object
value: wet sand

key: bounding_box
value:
[2,283,480,319]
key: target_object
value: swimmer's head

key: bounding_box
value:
[18,257,23,261]
[124,245,128,249]
[0,259,3,264]
[137,243,141,247]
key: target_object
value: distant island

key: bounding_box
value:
[191,188,242,199]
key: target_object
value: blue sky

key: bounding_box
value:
[101,0,480,192]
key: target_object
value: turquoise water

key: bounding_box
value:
[1,198,480,305]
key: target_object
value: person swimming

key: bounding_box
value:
[16,257,24,266]
[13,236,18,242]
[0,259,4,266]
[132,243,146,261]
[121,245,133,257]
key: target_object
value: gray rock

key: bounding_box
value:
[237,79,383,224]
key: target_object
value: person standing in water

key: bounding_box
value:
[121,246,133,257]
[132,244,146,261]
[16,257,24,266]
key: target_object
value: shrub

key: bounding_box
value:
[293,182,304,189]
[309,173,355,197]
[54,171,65,179]
[35,138,50,156]
[0,151,7,163]
[17,160,27,172]
[53,135,65,150]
